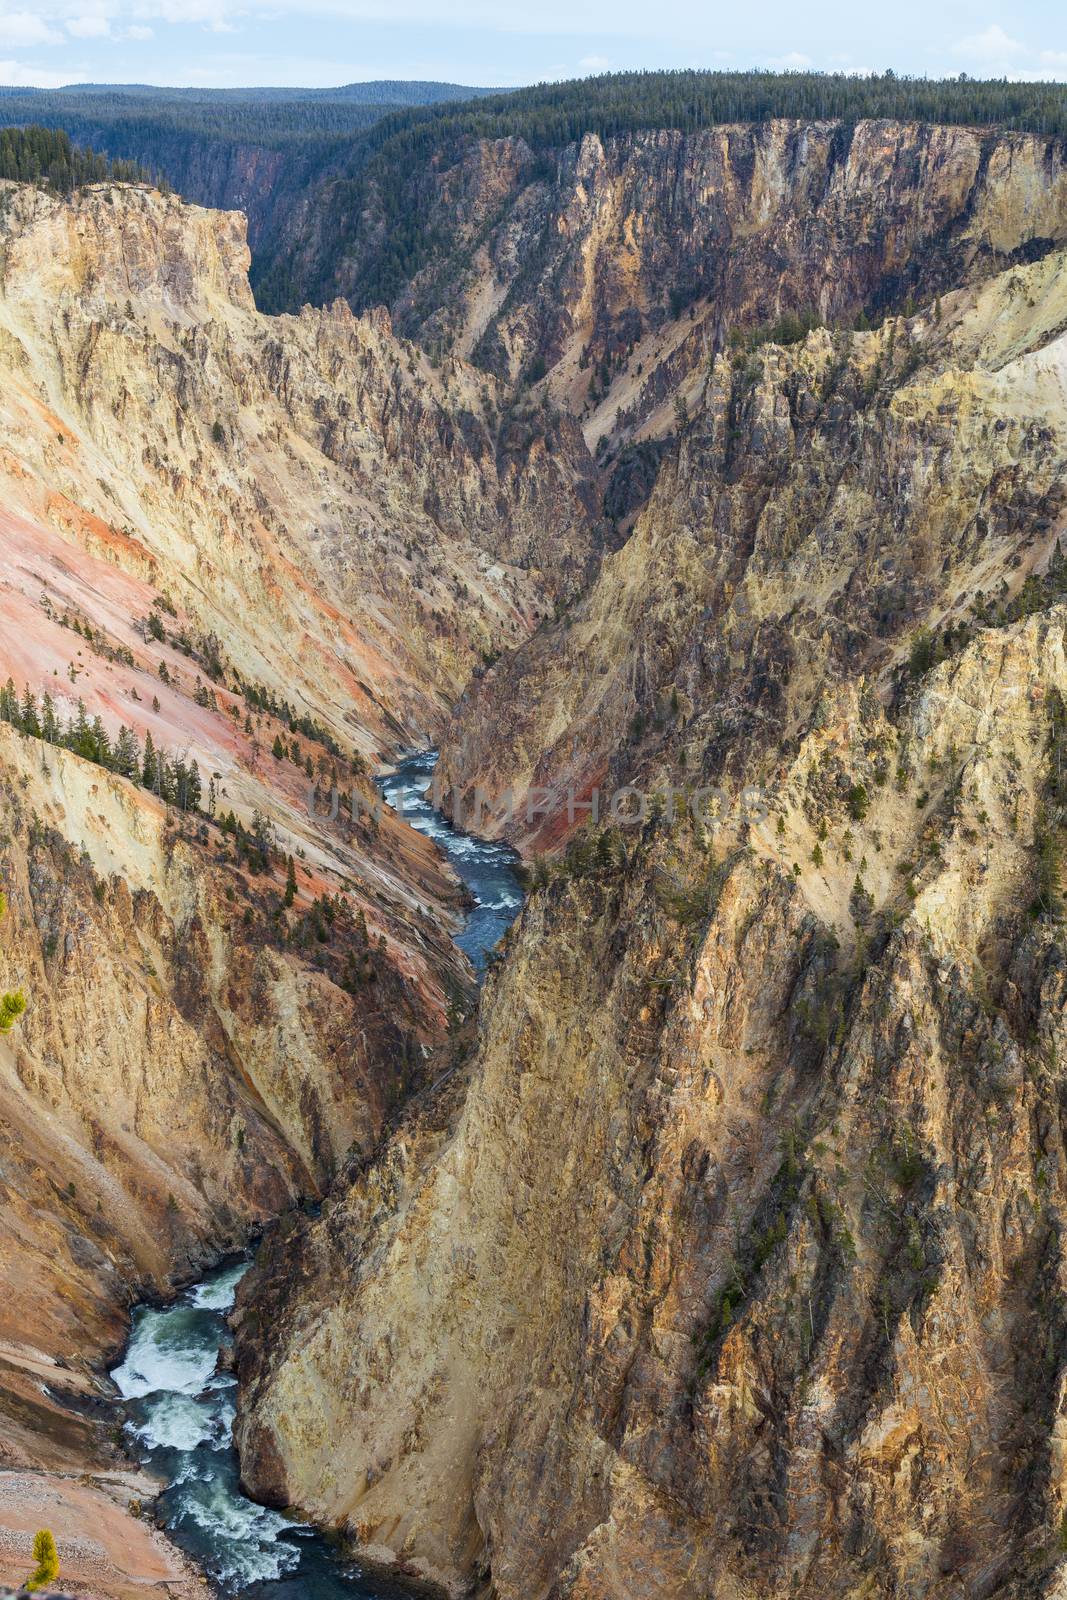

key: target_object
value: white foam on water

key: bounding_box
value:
[439,833,486,858]
[178,1474,305,1584]
[131,1391,223,1452]
[190,1259,250,1310]
[112,1314,219,1399]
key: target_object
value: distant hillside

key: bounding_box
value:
[0,81,504,244]
[250,68,1067,313]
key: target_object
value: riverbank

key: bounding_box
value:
[0,1466,201,1599]
[98,751,526,1597]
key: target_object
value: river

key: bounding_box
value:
[110,749,524,1596]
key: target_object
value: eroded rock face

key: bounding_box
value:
[437,243,1067,850]
[0,181,598,755]
[0,177,594,1576]
[235,196,1067,1597]
[271,119,1067,451]
[13,131,1067,1600]
[236,606,1067,1599]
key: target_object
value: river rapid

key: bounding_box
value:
[110,750,524,1596]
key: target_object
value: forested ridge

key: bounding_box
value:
[0,81,500,156]
[7,70,1067,314]
[0,81,501,247]
[250,68,1067,312]
[350,66,1067,155]
[0,123,148,190]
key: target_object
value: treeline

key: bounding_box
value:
[0,124,149,192]
[362,68,1067,157]
[0,82,499,157]
[253,68,1067,312]
[0,681,203,811]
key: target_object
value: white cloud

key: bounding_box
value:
[579,53,610,71]
[956,23,1025,63]
[123,21,154,36]
[67,14,112,36]
[0,12,64,47]
[0,56,74,85]
[950,23,1067,81]
[765,50,813,70]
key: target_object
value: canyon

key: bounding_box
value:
[1,96,1067,1600]
[236,136,1067,1599]
[0,174,588,1593]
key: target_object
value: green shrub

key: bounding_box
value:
[0,989,25,1031]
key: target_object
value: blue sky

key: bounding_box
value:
[0,1,1064,90]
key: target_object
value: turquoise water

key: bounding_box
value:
[375,748,523,973]
[110,749,525,1594]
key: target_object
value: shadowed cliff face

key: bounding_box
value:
[264,119,1067,455]
[437,243,1067,850]
[235,203,1067,1597]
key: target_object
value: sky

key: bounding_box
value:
[0,1,1065,91]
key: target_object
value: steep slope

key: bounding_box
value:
[0,180,596,755]
[439,244,1067,848]
[235,236,1067,1598]
[237,603,1067,1600]
[0,176,593,1592]
[261,116,1067,463]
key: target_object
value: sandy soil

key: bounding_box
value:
[0,1469,201,1599]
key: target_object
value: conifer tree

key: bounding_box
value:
[19,689,40,738]
[141,730,157,790]
[185,759,202,811]
[114,726,140,778]
[25,1527,59,1592]
[40,692,59,744]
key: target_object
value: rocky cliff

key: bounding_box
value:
[0,177,593,1594]
[263,119,1067,459]
[10,114,1067,1600]
[439,242,1067,849]
[237,599,1067,1599]
[0,181,597,745]
[235,204,1067,1597]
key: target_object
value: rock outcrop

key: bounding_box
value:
[266,119,1067,453]
[11,116,1067,1600]
[235,198,1067,1598]
[0,181,598,752]
[0,177,593,1590]
[438,243,1067,850]
[237,600,1067,1599]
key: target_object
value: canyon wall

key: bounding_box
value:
[0,176,592,1592]
[264,119,1067,454]
[8,119,1067,1600]
[439,242,1067,848]
[235,232,1067,1599]
[238,599,1067,1599]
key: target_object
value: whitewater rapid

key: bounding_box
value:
[110,749,525,1595]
